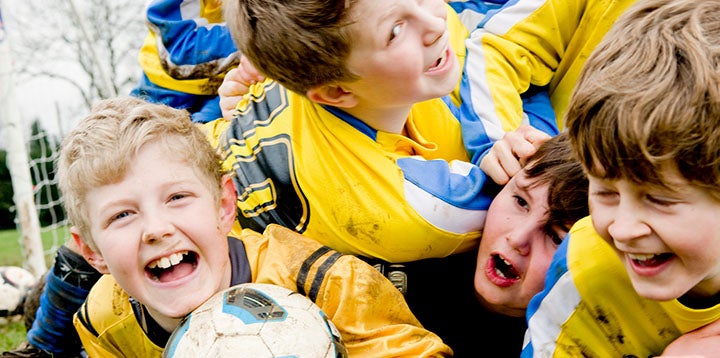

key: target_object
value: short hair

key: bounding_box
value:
[523,132,588,232]
[56,96,225,250]
[566,0,720,199]
[224,0,359,95]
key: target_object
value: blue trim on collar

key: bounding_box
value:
[322,105,378,141]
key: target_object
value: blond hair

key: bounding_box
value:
[566,0,720,198]
[57,96,225,250]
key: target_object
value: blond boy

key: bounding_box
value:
[62,97,451,357]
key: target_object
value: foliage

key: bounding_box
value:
[0,150,15,229]
[0,120,63,230]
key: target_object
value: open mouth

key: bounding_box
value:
[628,252,673,267]
[146,250,198,282]
[492,254,520,280]
[431,50,447,70]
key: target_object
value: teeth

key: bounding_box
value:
[628,253,656,261]
[148,251,187,269]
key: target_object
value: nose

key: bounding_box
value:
[141,213,175,244]
[606,202,651,243]
[506,228,532,256]
[417,5,446,46]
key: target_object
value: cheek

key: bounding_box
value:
[524,256,552,294]
[589,207,612,239]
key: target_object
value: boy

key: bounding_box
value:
[207,0,554,267]
[523,0,720,356]
[61,96,452,357]
[405,131,588,356]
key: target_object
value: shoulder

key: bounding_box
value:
[74,275,135,339]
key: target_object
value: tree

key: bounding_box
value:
[4,0,146,135]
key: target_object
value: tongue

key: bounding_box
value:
[635,253,672,267]
[157,262,194,282]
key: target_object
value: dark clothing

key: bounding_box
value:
[404,250,527,357]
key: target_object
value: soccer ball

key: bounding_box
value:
[0,266,37,317]
[163,283,348,358]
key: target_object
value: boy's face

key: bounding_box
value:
[342,0,460,108]
[588,168,720,302]
[73,140,236,324]
[474,170,568,317]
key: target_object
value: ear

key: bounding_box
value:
[306,84,358,108]
[219,174,238,234]
[71,226,110,274]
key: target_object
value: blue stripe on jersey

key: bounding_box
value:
[398,157,495,233]
[522,87,559,136]
[146,0,237,66]
[448,0,508,31]
[456,68,494,165]
[397,157,496,211]
[521,234,571,357]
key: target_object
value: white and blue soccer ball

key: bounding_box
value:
[0,266,37,317]
[163,283,348,358]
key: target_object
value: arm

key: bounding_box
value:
[131,0,241,123]
[320,256,452,357]
[660,319,720,357]
[254,225,453,357]
[460,0,581,145]
[141,0,239,86]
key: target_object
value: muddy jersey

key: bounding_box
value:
[522,216,720,357]
[74,225,451,357]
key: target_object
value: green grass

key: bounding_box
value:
[0,227,67,353]
[0,319,26,352]
[0,227,65,267]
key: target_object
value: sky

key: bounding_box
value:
[0,0,145,142]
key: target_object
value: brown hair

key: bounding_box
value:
[523,132,588,232]
[224,0,359,95]
[566,0,720,199]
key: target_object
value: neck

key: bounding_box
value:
[340,102,411,134]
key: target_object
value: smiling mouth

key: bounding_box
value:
[628,252,673,267]
[427,48,448,72]
[146,251,198,282]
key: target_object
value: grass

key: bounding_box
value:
[0,319,26,351]
[0,227,66,352]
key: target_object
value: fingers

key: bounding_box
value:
[514,125,552,161]
[237,56,264,84]
[218,57,267,121]
[480,149,513,185]
[479,126,553,185]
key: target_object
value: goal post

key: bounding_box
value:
[0,1,48,278]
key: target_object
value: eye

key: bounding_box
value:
[389,23,401,43]
[645,194,676,207]
[107,211,131,226]
[513,195,529,210]
[170,193,187,202]
[546,227,568,246]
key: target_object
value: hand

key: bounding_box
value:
[218,56,265,120]
[479,125,552,185]
[658,319,720,358]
